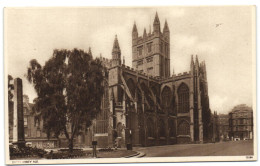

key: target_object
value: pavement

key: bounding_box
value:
[133,140,254,157]
[124,151,146,158]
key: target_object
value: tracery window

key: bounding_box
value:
[147,42,152,53]
[178,120,190,135]
[162,86,171,109]
[137,46,143,56]
[178,83,189,113]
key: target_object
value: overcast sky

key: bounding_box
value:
[5,6,255,114]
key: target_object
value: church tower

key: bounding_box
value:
[132,12,171,78]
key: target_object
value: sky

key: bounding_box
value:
[5,6,255,114]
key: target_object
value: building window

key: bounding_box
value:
[177,83,189,113]
[137,60,143,65]
[146,57,153,63]
[178,120,190,135]
[137,46,143,56]
[162,86,171,109]
[147,67,153,73]
[147,118,155,138]
[24,117,28,126]
[147,42,152,53]
[35,118,40,128]
[24,128,28,137]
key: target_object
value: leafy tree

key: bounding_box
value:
[27,48,105,152]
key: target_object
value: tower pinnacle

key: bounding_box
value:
[153,12,160,24]
[163,20,169,33]
[143,28,147,38]
[112,35,121,66]
[153,12,161,34]
[132,21,137,33]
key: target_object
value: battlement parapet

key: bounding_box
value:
[175,71,190,78]
[134,32,169,46]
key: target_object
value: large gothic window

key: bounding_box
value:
[162,86,171,109]
[178,83,189,113]
[178,120,190,135]
[169,119,176,137]
[147,118,155,138]
[158,119,166,137]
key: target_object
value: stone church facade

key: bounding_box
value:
[93,13,211,147]
[8,13,211,149]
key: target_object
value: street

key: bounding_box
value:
[133,140,254,157]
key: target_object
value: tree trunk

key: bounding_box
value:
[69,138,74,153]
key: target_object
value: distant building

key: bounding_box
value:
[229,104,253,141]
[217,114,229,141]
[9,95,59,148]
[9,95,95,148]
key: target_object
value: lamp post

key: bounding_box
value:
[246,128,249,140]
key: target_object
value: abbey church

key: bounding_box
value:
[92,12,212,147]
[9,13,212,149]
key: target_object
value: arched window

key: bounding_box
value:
[162,86,171,108]
[178,120,190,135]
[169,119,176,137]
[178,83,189,113]
[34,117,40,128]
[158,119,166,137]
[147,118,155,138]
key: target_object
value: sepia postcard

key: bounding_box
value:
[4,6,257,164]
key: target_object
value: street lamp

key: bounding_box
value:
[246,128,249,140]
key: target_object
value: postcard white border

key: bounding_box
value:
[1,1,259,166]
